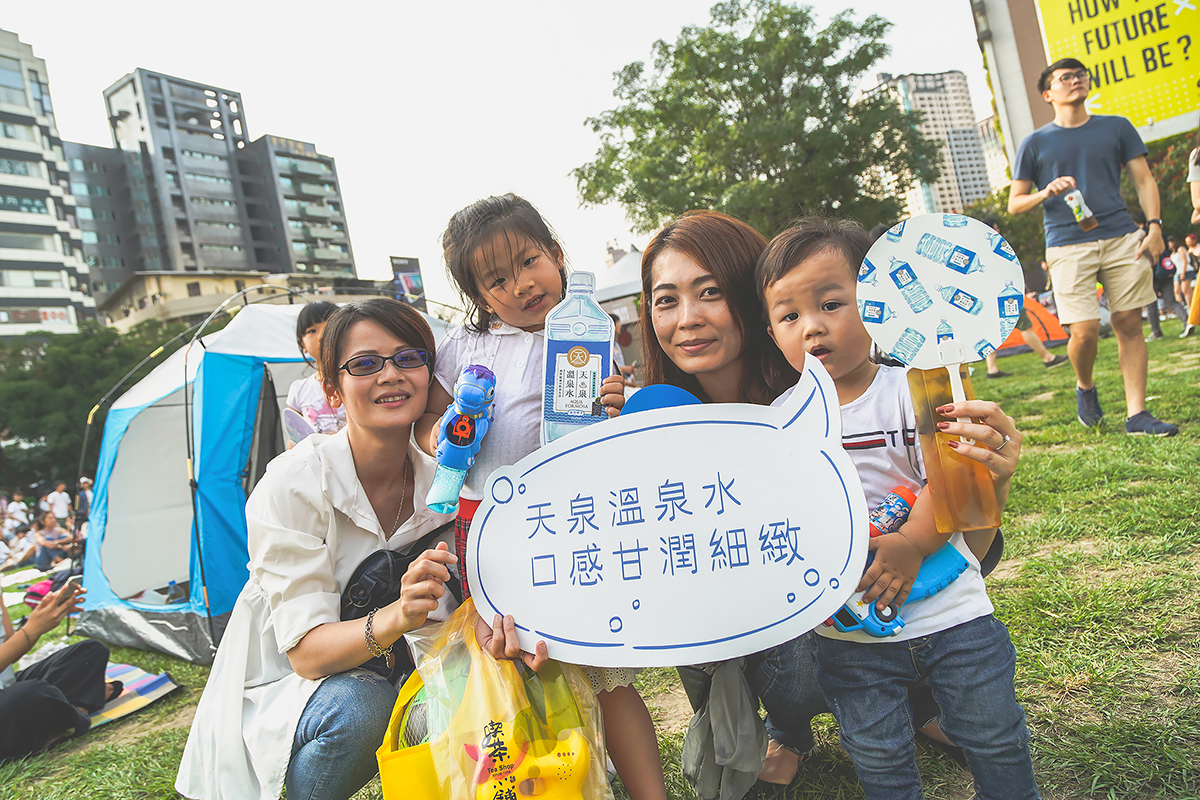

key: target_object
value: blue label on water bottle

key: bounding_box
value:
[860,299,893,324]
[543,339,611,427]
[858,257,878,285]
[945,246,978,274]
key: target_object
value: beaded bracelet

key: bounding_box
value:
[363,608,395,670]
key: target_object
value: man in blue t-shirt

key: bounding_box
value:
[1010,58,1177,437]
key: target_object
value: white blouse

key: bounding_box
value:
[176,428,456,800]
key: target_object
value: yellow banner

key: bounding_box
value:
[1037,0,1199,141]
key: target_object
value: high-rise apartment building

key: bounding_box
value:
[240,135,354,278]
[95,69,357,299]
[104,69,258,275]
[0,30,94,335]
[977,116,1011,193]
[867,71,993,217]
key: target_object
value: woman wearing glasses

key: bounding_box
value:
[178,299,473,800]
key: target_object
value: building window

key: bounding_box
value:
[0,122,33,141]
[0,195,48,214]
[187,282,202,297]
[186,173,232,185]
[80,231,120,244]
[190,196,236,208]
[200,244,243,252]
[182,149,227,163]
[70,182,111,197]
[0,232,53,250]
[0,158,34,176]
[0,56,26,106]
[85,256,125,268]
[234,279,245,292]
[196,220,242,231]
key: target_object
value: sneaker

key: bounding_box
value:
[1125,411,1179,437]
[1181,325,1196,339]
[986,370,1013,379]
[1044,354,1070,369]
[1077,386,1104,428]
[1146,332,1165,342]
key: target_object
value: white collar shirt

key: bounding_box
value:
[176,428,455,800]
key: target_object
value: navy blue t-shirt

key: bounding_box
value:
[1013,115,1147,248]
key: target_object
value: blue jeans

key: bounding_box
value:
[814,615,1039,800]
[746,631,827,754]
[286,668,398,800]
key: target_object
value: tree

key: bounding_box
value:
[573,0,940,237]
[0,318,193,490]
[1121,130,1196,244]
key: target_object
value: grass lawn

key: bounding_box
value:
[3,324,1198,799]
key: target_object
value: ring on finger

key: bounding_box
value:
[994,434,1012,453]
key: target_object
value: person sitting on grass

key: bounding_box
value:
[177,299,464,800]
[0,582,122,762]
[756,216,1039,800]
[33,512,74,572]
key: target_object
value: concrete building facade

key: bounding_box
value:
[240,135,354,279]
[868,70,993,217]
[103,69,258,275]
[977,115,1011,192]
[0,30,94,336]
[969,0,1053,166]
[98,270,385,333]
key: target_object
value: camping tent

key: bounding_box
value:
[77,302,449,664]
[996,300,1069,357]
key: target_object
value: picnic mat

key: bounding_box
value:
[89,662,180,728]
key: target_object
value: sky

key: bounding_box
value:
[5,0,992,311]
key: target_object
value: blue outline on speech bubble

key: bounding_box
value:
[470,383,858,653]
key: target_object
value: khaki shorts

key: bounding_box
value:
[1046,230,1155,324]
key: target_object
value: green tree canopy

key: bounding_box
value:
[573,0,940,237]
[0,318,192,491]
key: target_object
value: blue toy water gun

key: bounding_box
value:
[829,486,969,637]
[425,365,496,515]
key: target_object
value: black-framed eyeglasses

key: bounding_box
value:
[1051,70,1090,87]
[339,349,431,376]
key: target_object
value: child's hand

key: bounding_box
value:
[857,533,923,610]
[600,374,626,418]
[475,612,549,672]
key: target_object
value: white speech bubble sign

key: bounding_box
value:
[856,214,1025,369]
[468,360,868,668]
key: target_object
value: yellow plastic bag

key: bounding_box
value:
[406,598,612,800]
[377,671,441,800]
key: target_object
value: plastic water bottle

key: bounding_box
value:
[936,318,954,344]
[997,280,1023,338]
[907,365,1001,533]
[889,259,933,313]
[885,221,905,242]
[942,214,969,228]
[857,257,878,285]
[974,339,997,358]
[916,234,982,275]
[939,285,983,315]
[889,327,927,365]
[542,272,614,445]
[859,299,896,324]
[988,232,1019,262]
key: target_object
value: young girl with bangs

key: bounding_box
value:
[417,193,668,800]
